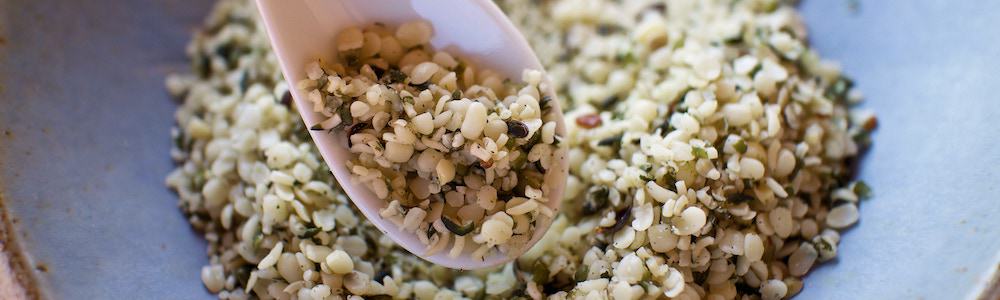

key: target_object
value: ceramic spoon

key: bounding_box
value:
[256,0,568,270]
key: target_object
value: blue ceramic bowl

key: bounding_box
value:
[1,0,998,298]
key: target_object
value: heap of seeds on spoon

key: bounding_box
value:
[298,21,563,261]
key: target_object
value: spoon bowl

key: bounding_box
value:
[256,0,568,269]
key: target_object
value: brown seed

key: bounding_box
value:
[576,114,602,129]
[506,120,529,138]
[862,116,878,131]
[479,159,494,169]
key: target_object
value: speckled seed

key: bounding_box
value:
[826,204,859,229]
[822,229,842,245]
[436,159,455,184]
[720,230,745,255]
[648,224,679,253]
[479,213,514,245]
[482,119,507,139]
[613,226,637,248]
[814,235,838,261]
[760,279,788,300]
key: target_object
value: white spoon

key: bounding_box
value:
[256,0,568,270]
